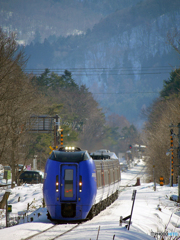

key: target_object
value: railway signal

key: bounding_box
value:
[49,145,58,155]
[159,176,164,186]
[169,123,180,201]
[29,114,61,152]
[8,205,12,213]
[61,130,63,146]
[170,129,174,187]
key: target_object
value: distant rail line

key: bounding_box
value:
[119,163,147,193]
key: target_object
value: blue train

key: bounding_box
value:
[43,147,121,222]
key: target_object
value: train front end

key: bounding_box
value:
[43,147,97,222]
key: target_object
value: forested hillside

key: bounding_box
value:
[1,0,180,127]
[91,0,180,41]
[0,0,142,44]
[20,0,180,126]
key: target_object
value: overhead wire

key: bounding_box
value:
[90,92,160,94]
[23,66,172,95]
[25,66,173,75]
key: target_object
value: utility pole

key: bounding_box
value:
[169,124,180,201]
[54,115,60,148]
[177,123,180,201]
[170,129,174,187]
[153,159,156,191]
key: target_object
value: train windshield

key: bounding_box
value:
[64,169,74,197]
[49,150,90,163]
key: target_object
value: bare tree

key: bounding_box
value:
[144,95,180,184]
[167,28,180,56]
[0,29,44,187]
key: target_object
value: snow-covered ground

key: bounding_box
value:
[0,160,180,239]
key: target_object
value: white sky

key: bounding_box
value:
[0,160,180,240]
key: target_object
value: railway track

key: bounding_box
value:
[23,223,81,240]
[119,162,147,193]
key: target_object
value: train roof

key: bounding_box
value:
[49,150,91,163]
[90,149,118,160]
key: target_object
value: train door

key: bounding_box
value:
[60,164,77,201]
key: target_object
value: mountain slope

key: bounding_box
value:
[0,0,143,44]
[23,0,180,126]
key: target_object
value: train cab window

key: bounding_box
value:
[64,169,73,198]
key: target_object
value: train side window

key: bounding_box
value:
[64,169,73,197]
[114,169,117,182]
[99,171,101,187]
[110,169,113,183]
[97,171,101,187]
[96,171,99,187]
[103,163,108,186]
[104,170,108,185]
[104,171,106,185]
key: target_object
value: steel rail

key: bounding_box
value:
[119,164,147,193]
[22,223,81,240]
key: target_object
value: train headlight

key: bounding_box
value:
[65,146,75,151]
[56,175,59,192]
[79,175,82,192]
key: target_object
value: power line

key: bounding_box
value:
[24,66,175,70]
[92,92,160,94]
[24,66,177,78]
[24,70,173,76]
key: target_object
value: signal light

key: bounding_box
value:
[61,130,63,146]
[129,144,132,149]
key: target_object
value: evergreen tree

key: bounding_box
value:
[160,68,180,98]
